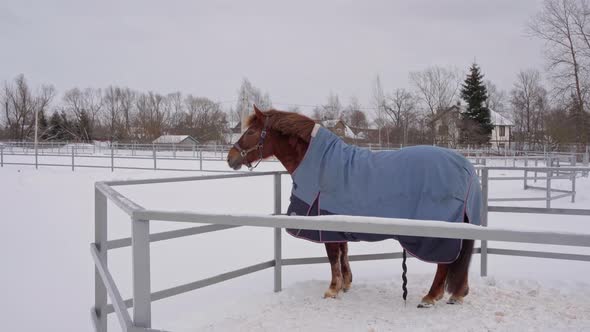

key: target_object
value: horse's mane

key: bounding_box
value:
[246,109,315,142]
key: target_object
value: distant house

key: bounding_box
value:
[488,109,514,149]
[223,121,242,144]
[434,105,514,149]
[152,135,198,146]
[433,106,462,147]
[317,119,369,143]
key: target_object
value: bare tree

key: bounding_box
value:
[2,75,35,139]
[62,88,102,140]
[529,0,586,115]
[236,79,272,132]
[134,92,170,141]
[410,66,461,142]
[383,89,418,145]
[342,97,368,128]
[410,66,461,116]
[510,69,549,148]
[485,80,508,113]
[167,92,184,130]
[1,75,55,140]
[102,87,136,141]
[35,85,56,140]
[181,96,226,142]
[571,0,590,57]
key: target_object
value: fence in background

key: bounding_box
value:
[91,167,590,332]
[0,142,252,172]
[2,142,588,208]
[1,141,588,173]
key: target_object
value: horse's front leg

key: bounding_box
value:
[418,264,448,308]
[339,242,352,292]
[324,243,343,298]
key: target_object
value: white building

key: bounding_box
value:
[434,105,514,149]
[488,109,514,149]
[152,135,198,146]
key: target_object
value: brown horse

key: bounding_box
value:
[227,106,474,307]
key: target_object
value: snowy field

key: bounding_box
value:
[1,157,590,332]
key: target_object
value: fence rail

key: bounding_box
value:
[0,143,260,172]
[91,167,590,332]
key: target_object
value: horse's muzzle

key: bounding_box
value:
[227,149,243,170]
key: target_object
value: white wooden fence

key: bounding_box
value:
[91,168,590,332]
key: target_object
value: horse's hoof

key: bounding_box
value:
[447,297,463,305]
[323,289,339,298]
[417,301,435,308]
[342,284,352,292]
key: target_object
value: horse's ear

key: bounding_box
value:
[253,104,264,121]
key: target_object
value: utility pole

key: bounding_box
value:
[241,92,249,133]
[34,108,39,169]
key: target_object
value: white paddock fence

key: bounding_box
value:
[1,141,588,173]
[0,142,240,172]
[91,168,590,332]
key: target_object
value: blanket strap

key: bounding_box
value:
[402,249,408,303]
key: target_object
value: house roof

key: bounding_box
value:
[489,109,514,126]
[228,121,240,130]
[440,105,514,126]
[152,135,198,144]
[318,119,367,140]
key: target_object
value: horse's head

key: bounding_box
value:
[227,105,275,170]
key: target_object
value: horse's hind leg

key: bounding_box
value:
[339,242,352,292]
[448,274,469,305]
[324,243,343,298]
[446,238,474,305]
[418,264,448,308]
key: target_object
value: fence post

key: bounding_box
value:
[513,150,516,167]
[200,150,203,171]
[132,218,151,328]
[72,147,75,171]
[35,142,38,170]
[274,173,282,292]
[173,143,176,159]
[1,145,4,167]
[480,168,489,277]
[534,159,538,182]
[546,168,552,209]
[571,171,576,203]
[152,144,157,170]
[94,188,108,332]
[110,143,114,172]
[524,158,528,190]
[584,148,589,177]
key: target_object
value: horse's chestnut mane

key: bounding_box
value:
[246,109,316,143]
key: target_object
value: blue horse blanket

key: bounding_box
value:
[286,127,482,263]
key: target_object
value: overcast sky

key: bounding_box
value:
[1,0,546,112]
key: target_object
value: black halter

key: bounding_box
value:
[233,116,269,171]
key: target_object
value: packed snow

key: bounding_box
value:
[0,156,589,332]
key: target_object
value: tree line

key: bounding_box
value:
[1,75,227,143]
[2,0,590,149]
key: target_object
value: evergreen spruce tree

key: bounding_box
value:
[77,110,92,142]
[48,111,64,140]
[59,111,74,140]
[38,110,49,140]
[460,63,493,145]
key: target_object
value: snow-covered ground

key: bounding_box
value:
[0,158,589,332]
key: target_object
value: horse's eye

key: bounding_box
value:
[246,129,255,135]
